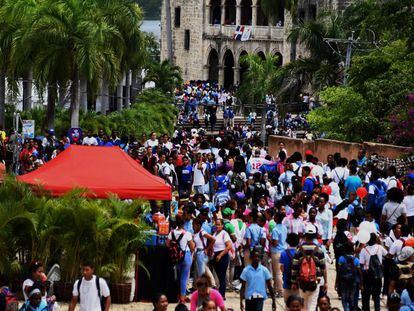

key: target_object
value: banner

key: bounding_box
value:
[22,120,35,139]
[233,26,252,41]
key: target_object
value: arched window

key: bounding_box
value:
[225,0,236,25]
[240,0,252,25]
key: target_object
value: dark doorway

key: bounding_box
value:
[274,52,283,67]
[223,50,234,88]
[208,49,219,82]
[257,51,266,60]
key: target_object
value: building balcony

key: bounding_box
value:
[203,24,284,41]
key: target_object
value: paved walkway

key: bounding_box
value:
[57,260,387,310]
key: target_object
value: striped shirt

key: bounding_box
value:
[291,242,326,285]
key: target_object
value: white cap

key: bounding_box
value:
[305,223,317,235]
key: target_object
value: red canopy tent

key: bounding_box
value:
[17,145,172,200]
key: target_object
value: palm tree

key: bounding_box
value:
[237,53,281,142]
[143,60,182,94]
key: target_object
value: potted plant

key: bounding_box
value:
[100,198,149,304]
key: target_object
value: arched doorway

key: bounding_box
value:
[223,50,234,88]
[211,0,221,24]
[225,0,236,25]
[274,52,283,67]
[239,50,248,84]
[256,0,268,26]
[208,49,219,82]
[240,0,252,25]
[257,51,266,60]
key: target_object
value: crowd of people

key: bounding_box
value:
[136,128,414,311]
[1,124,414,310]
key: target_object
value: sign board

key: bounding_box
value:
[22,120,35,139]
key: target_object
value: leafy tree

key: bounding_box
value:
[237,53,281,142]
[143,59,182,94]
[307,86,380,142]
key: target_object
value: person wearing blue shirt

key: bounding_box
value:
[178,157,193,196]
[270,211,287,297]
[302,166,315,196]
[344,166,362,198]
[279,233,299,302]
[240,250,276,311]
[245,211,266,251]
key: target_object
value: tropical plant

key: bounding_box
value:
[0,179,150,284]
[143,59,182,94]
[237,53,282,142]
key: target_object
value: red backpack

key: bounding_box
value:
[168,231,185,265]
[0,288,18,311]
[298,246,318,291]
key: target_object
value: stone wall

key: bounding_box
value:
[268,135,413,161]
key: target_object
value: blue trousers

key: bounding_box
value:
[213,252,229,298]
[196,250,209,276]
[177,251,192,296]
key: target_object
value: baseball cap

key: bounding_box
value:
[305,223,317,235]
[222,207,235,217]
[397,246,414,262]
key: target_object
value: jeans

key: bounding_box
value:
[340,283,356,311]
[196,250,209,276]
[362,274,381,311]
[213,252,230,298]
[177,251,192,296]
[245,298,264,311]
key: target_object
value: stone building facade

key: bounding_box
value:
[161,0,350,87]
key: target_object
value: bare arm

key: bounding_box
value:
[68,296,78,311]
[104,296,111,311]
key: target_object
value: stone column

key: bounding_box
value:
[218,66,224,87]
[233,66,240,84]
[205,4,211,25]
[236,2,241,25]
[221,2,226,25]
[251,4,257,26]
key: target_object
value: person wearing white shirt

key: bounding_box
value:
[144,132,159,148]
[193,154,208,194]
[386,166,399,190]
[403,185,414,232]
[381,188,407,230]
[69,263,110,311]
[167,215,195,303]
[359,235,387,311]
[388,225,411,258]
[332,162,349,185]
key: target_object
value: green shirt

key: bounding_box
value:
[268,219,276,233]
[224,220,235,235]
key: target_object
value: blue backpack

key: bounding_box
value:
[372,183,387,209]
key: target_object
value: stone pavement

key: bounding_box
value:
[57,260,387,310]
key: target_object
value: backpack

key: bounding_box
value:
[230,173,244,194]
[77,276,105,311]
[334,169,345,197]
[366,248,383,280]
[352,205,365,228]
[339,255,357,285]
[168,231,185,265]
[396,262,413,292]
[298,246,318,291]
[373,183,387,209]
[0,288,18,311]
[251,183,266,205]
